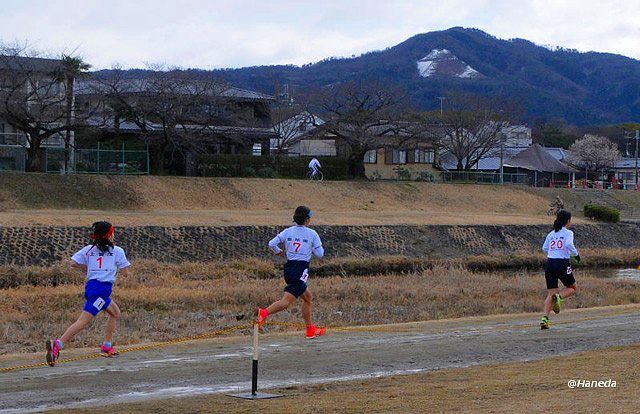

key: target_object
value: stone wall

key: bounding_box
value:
[1,224,639,266]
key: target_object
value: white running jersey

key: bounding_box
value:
[269,225,324,262]
[71,245,131,283]
[542,227,579,259]
[308,158,321,170]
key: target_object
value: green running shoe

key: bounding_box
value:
[552,294,563,314]
[540,316,550,330]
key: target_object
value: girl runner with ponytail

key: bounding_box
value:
[540,210,580,329]
[46,221,131,366]
[258,206,326,339]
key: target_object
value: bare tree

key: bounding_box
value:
[0,45,98,171]
[271,105,317,155]
[308,81,410,178]
[89,65,237,173]
[436,93,509,170]
[55,54,91,173]
[569,134,621,176]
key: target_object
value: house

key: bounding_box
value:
[76,77,277,173]
[438,125,532,171]
[275,117,438,180]
[363,144,438,180]
[270,111,331,156]
[0,55,68,171]
[613,158,640,187]
[503,143,577,186]
[501,125,532,147]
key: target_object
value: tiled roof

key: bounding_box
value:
[76,78,274,101]
[0,55,63,72]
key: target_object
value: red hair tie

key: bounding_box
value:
[90,225,115,240]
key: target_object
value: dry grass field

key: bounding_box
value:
[0,174,562,226]
[59,343,639,414]
[3,252,640,355]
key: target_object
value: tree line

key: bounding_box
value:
[0,44,635,177]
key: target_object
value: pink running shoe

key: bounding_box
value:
[46,339,61,367]
[305,325,326,339]
[100,344,119,357]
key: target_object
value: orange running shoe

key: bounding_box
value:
[257,308,268,330]
[305,325,326,339]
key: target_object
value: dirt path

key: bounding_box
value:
[2,305,640,413]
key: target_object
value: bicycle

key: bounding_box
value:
[307,169,323,182]
[547,205,563,216]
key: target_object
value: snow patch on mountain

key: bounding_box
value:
[459,65,479,78]
[417,49,481,79]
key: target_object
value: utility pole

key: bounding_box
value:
[636,129,640,188]
[499,131,505,185]
[436,97,446,118]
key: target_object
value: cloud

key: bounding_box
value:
[0,0,637,69]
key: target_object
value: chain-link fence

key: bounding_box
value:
[441,171,529,185]
[45,147,149,175]
[0,146,26,172]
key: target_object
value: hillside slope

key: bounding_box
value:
[0,173,549,213]
[207,27,640,125]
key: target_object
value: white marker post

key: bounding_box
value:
[228,322,283,400]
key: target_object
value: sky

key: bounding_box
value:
[1,0,638,70]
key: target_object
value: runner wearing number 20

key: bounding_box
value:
[540,210,580,329]
[46,221,131,366]
[258,206,326,339]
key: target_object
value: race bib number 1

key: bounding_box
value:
[93,297,106,311]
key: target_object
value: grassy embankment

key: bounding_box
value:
[0,174,567,226]
[2,250,640,355]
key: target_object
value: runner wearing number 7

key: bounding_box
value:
[258,206,326,339]
[46,221,131,366]
[540,210,580,329]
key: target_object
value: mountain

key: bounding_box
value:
[204,27,639,126]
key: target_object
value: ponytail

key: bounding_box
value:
[90,221,115,253]
[553,210,571,232]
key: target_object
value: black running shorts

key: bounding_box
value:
[545,258,576,289]
[283,260,310,298]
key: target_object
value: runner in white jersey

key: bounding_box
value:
[46,221,131,366]
[308,157,321,177]
[258,205,326,339]
[539,210,580,329]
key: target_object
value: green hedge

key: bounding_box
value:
[198,155,351,180]
[583,204,621,223]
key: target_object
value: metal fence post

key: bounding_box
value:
[146,143,150,175]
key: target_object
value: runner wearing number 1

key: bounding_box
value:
[46,221,131,366]
[258,206,326,339]
[540,210,580,329]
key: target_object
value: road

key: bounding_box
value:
[2,305,640,413]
